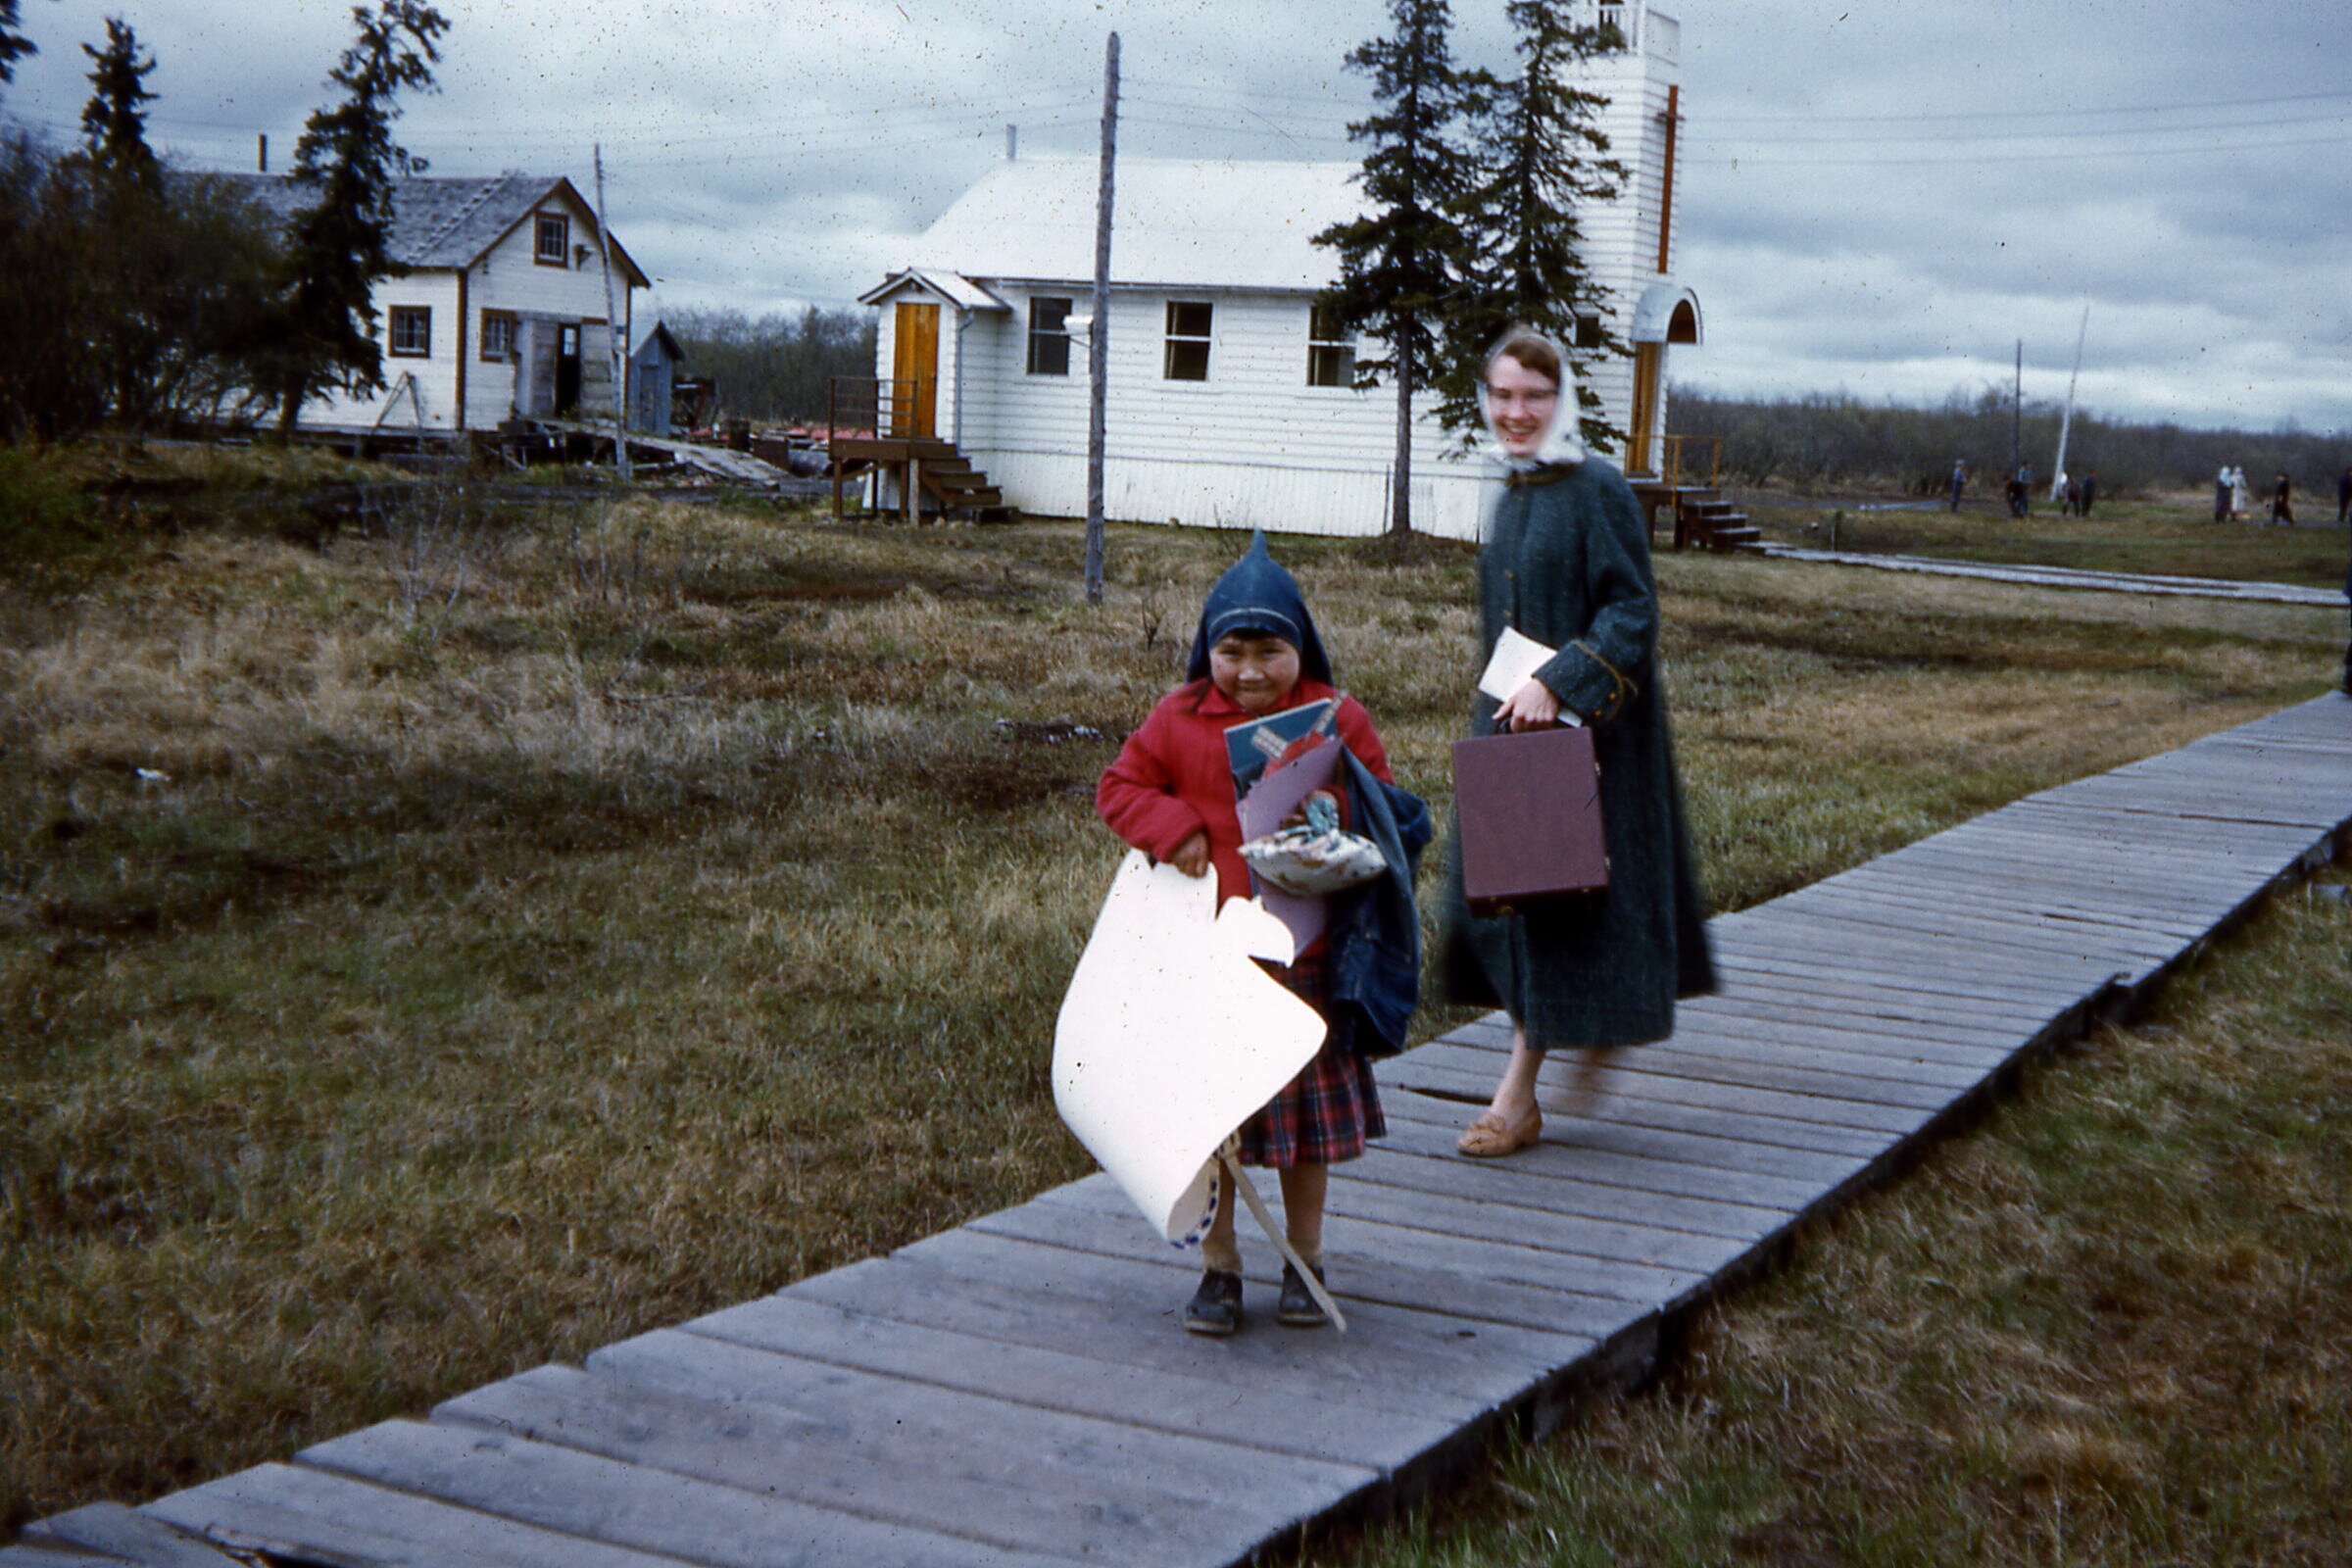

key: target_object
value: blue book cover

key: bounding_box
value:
[1222,698,1337,801]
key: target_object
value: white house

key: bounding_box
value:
[223,171,648,435]
[858,0,1701,540]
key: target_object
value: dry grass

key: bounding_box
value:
[1,464,2343,1536]
[1301,883,2352,1567]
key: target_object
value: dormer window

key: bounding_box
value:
[534,212,569,267]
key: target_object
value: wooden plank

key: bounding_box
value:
[1710,906,2133,981]
[1827,858,2231,928]
[1041,1164,1749,1278]
[1701,963,2070,1028]
[1372,1094,1857,1204]
[674,1292,1464,1474]
[437,1360,1349,1568]
[23,1504,239,1566]
[299,1419,1087,1568]
[1815,865,2219,937]
[1384,1060,1903,1160]
[1700,950,2089,1020]
[1449,993,2031,1058]
[1405,1036,1968,1109]
[1345,1145,1796,1239]
[1392,1053,1932,1141]
[906,1215,1643,1357]
[146,1462,700,1568]
[1779,885,2177,964]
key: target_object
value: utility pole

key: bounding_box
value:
[594,143,632,481]
[2010,338,2022,480]
[1084,31,1118,606]
[2050,303,2088,502]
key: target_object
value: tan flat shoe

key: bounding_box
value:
[1455,1108,1542,1158]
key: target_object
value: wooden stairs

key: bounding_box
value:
[906,439,1007,520]
[1672,487,1762,553]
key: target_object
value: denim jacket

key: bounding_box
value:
[1327,747,1432,1058]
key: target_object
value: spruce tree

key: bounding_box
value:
[1313,0,1481,536]
[75,17,165,427]
[79,16,158,185]
[1449,0,1629,454]
[264,0,449,435]
[0,0,35,91]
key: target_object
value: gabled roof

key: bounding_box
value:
[906,157,1362,292]
[214,172,649,288]
[858,268,1010,312]
[631,319,684,362]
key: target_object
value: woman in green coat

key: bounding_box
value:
[1444,328,1715,1157]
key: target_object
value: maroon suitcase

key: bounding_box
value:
[1451,726,1608,917]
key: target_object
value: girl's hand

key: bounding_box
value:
[1168,831,1210,878]
[1279,790,1340,829]
[1494,678,1562,732]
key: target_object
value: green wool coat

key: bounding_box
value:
[1438,458,1716,1051]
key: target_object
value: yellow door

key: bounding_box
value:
[1629,342,1661,476]
[891,302,939,438]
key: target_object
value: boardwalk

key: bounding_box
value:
[13,694,2351,1568]
[1751,545,2347,608]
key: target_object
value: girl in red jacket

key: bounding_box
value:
[1097,534,1401,1336]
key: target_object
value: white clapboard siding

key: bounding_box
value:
[880,0,1694,533]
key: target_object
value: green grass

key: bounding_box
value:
[1742,490,2350,591]
[1,455,2343,1537]
[1298,880,2352,1567]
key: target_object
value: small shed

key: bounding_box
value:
[629,320,686,435]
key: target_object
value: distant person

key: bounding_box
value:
[1097,534,1428,1335]
[2003,473,2025,517]
[2061,472,2082,515]
[1948,460,1966,512]
[2335,465,2350,525]
[2231,466,2250,521]
[2079,468,2098,517]
[2271,471,2293,525]
[2216,465,2234,523]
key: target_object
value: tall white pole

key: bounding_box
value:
[594,143,632,481]
[1084,32,1118,606]
[2050,303,2087,502]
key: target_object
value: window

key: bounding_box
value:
[387,305,430,358]
[1163,301,1212,381]
[1574,315,1606,350]
[1026,296,1072,376]
[1306,304,1354,387]
[479,310,516,361]
[534,211,569,267]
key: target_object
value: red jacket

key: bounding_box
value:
[1097,677,1395,905]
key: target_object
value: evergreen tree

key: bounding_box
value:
[261,0,449,435]
[1313,0,1481,536]
[79,17,158,184]
[0,0,35,91]
[1449,0,1629,454]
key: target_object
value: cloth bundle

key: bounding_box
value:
[1238,795,1387,898]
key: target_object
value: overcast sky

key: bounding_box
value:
[5,0,2347,433]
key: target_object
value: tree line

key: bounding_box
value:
[662,305,876,428]
[1668,386,2351,499]
[0,1,447,443]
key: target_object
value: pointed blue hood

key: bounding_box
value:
[1184,531,1335,685]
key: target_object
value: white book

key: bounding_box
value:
[1477,627,1583,723]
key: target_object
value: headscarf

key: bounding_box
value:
[1183,530,1335,685]
[1475,327,1589,471]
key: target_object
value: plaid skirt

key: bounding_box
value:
[1234,949,1386,1167]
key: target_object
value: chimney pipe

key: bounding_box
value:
[258,133,268,172]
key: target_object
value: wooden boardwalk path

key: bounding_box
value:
[1751,545,2348,608]
[14,695,2351,1568]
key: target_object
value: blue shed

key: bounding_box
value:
[628,320,686,434]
